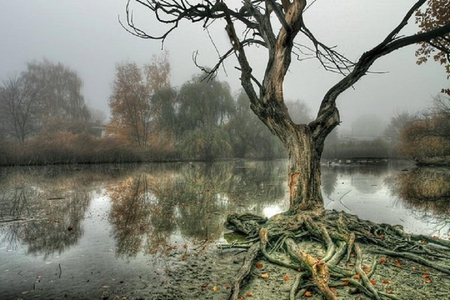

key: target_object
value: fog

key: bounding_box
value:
[0,0,447,132]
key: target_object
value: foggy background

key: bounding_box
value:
[0,0,447,135]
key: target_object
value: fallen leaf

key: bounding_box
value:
[261,273,270,279]
[386,290,394,294]
[353,274,361,280]
[382,279,390,284]
[377,234,385,239]
[256,263,263,269]
[246,291,253,297]
[212,286,218,292]
[225,284,231,289]
[379,257,387,264]
[343,280,350,286]
[283,275,290,281]
[304,291,313,297]
[422,273,430,278]
[181,255,187,261]
[370,280,376,285]
[425,278,432,284]
[394,259,402,268]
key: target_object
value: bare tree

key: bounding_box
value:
[124,0,450,212]
[121,2,450,299]
[0,76,40,142]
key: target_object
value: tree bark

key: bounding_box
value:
[285,125,324,211]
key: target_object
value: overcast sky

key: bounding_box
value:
[0,0,447,131]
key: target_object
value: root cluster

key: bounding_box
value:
[223,210,450,299]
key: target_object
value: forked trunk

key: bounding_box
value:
[284,125,324,212]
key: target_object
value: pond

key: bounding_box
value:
[0,160,449,299]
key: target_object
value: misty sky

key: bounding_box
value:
[0,0,447,131]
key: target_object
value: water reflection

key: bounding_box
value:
[0,165,136,258]
[106,161,287,259]
[392,167,450,234]
[1,161,449,261]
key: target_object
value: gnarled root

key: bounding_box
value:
[225,209,450,299]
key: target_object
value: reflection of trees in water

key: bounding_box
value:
[321,167,338,197]
[0,166,121,258]
[108,173,177,259]
[392,167,450,235]
[106,161,287,258]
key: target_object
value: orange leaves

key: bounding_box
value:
[393,259,402,269]
[353,274,361,280]
[370,279,377,285]
[256,263,263,269]
[423,273,432,284]
[362,265,371,274]
[304,291,313,297]
[379,257,387,264]
[246,291,253,297]
[283,275,291,281]
[381,279,391,284]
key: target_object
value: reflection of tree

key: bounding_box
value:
[392,167,450,235]
[22,191,90,259]
[321,167,338,197]
[0,166,118,258]
[108,173,177,259]
[106,161,288,257]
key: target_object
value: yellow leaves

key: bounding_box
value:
[260,273,270,279]
[212,286,218,292]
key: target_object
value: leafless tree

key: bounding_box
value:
[122,0,450,212]
[0,76,40,142]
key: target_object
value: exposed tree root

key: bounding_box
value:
[224,209,450,299]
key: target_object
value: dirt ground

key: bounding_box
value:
[99,242,450,300]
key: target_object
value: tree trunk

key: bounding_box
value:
[284,124,324,212]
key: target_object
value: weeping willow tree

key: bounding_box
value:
[121,1,450,299]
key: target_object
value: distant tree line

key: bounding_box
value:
[0,56,448,166]
[106,53,311,160]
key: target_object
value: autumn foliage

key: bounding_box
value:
[415,0,450,95]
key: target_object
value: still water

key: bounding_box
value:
[0,160,449,299]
